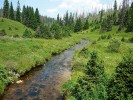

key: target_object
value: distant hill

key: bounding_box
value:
[0,18,35,37]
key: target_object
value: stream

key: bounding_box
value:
[1,40,88,100]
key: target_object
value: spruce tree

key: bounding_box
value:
[83,19,89,30]
[57,13,60,23]
[3,0,9,18]
[16,0,21,22]
[127,2,133,32]
[108,52,133,99]
[107,15,113,31]
[69,12,74,30]
[113,0,118,25]
[100,10,104,23]
[118,0,129,32]
[64,11,69,26]
[35,8,41,27]
[22,5,26,25]
[74,18,82,32]
[9,2,14,20]
[50,22,61,39]
[100,18,107,33]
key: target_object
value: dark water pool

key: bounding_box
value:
[1,40,88,100]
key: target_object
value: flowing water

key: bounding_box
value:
[1,40,88,100]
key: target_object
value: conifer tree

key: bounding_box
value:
[100,18,107,33]
[22,5,26,24]
[127,2,133,32]
[35,8,41,27]
[74,18,82,32]
[50,22,61,39]
[64,11,69,26]
[118,0,129,31]
[3,0,9,18]
[16,0,21,22]
[83,19,89,30]
[9,2,14,20]
[113,0,118,25]
[69,12,74,30]
[57,13,60,23]
[100,10,104,23]
[107,15,113,31]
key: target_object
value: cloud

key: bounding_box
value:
[47,0,124,17]
[46,8,58,13]
[57,0,108,13]
[59,2,72,9]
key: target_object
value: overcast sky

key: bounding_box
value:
[0,0,123,18]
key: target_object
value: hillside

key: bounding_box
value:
[0,18,35,37]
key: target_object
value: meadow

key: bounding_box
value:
[0,18,35,37]
[0,33,86,95]
[62,27,133,100]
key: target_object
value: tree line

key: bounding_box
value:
[2,0,133,39]
[2,0,90,39]
[97,0,133,33]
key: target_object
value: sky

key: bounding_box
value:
[0,0,124,18]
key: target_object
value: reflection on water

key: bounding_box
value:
[2,40,88,100]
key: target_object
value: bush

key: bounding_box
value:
[0,66,9,84]
[69,51,108,100]
[79,47,89,58]
[0,29,6,36]
[100,35,107,40]
[0,66,10,95]
[108,39,121,52]
[92,41,97,45]
[121,37,125,42]
[8,27,12,30]
[107,34,112,39]
[1,19,4,22]
[128,37,133,43]
[13,34,20,38]
[14,27,18,30]
[23,29,32,38]
[108,52,133,100]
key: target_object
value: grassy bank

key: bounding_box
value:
[62,27,133,100]
[0,18,35,37]
[0,33,87,95]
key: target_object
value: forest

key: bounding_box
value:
[0,0,133,100]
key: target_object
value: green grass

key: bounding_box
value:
[0,18,35,37]
[0,33,87,95]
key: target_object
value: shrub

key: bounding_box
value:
[0,66,9,84]
[92,41,97,45]
[70,51,108,100]
[13,34,20,38]
[128,37,133,43]
[107,34,112,39]
[121,37,125,42]
[0,29,6,36]
[0,66,10,95]
[108,52,133,100]
[79,47,89,58]
[14,27,18,30]
[8,27,12,30]
[1,19,4,22]
[108,39,121,52]
[23,29,32,38]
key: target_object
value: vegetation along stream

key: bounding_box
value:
[1,40,88,100]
